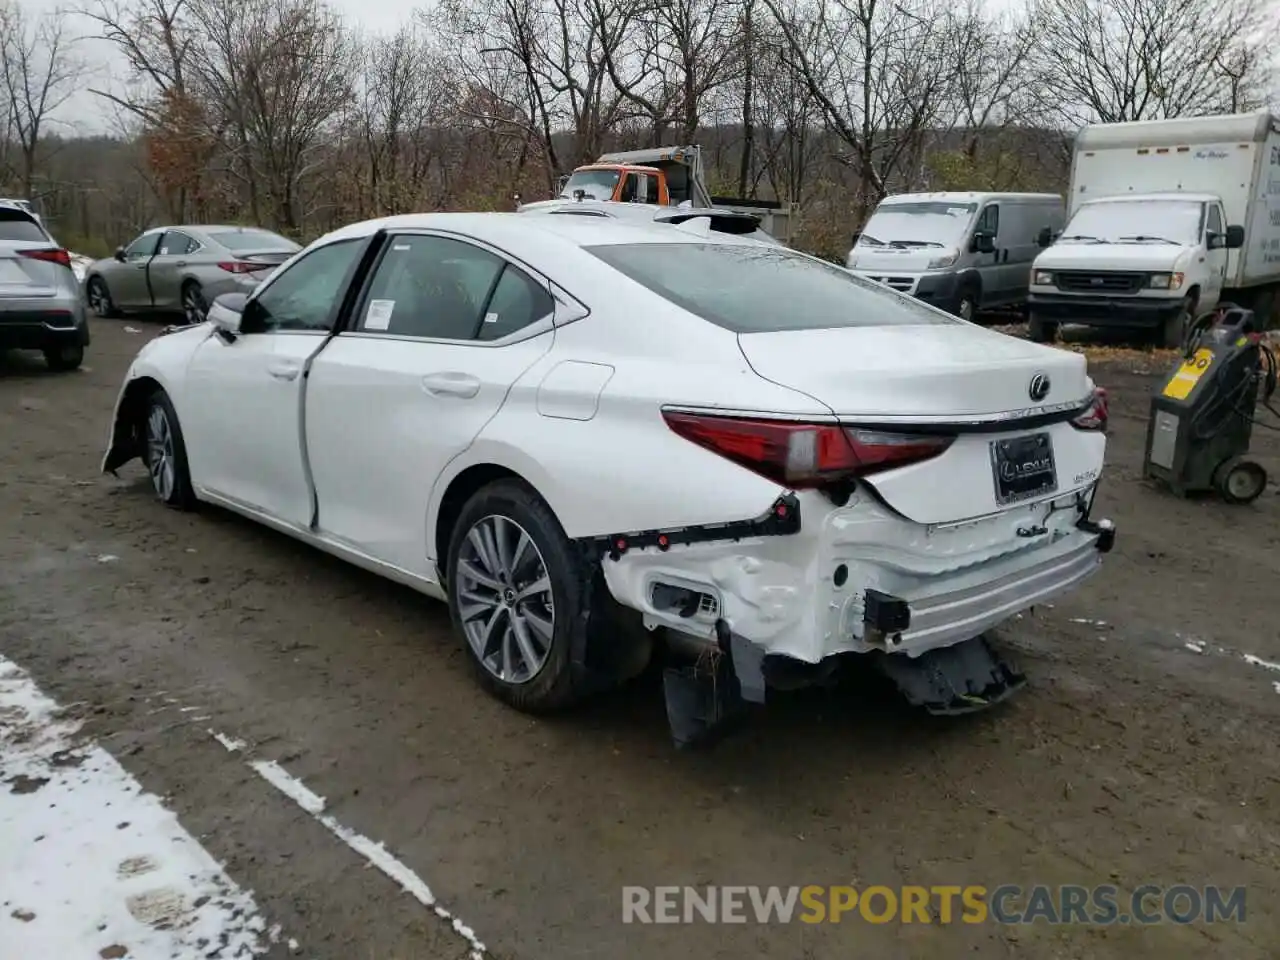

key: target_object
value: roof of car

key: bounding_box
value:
[318,211,765,249]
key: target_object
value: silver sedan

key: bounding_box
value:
[83,225,301,325]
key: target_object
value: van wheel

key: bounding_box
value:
[954,287,979,323]
[1160,296,1195,349]
[1027,315,1058,343]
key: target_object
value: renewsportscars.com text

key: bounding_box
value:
[621,885,1247,925]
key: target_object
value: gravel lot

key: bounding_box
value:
[2,316,1279,959]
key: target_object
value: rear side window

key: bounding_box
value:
[585,242,955,332]
[0,211,47,243]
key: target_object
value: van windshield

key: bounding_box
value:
[1060,200,1202,245]
[858,201,978,248]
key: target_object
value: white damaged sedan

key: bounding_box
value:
[102,212,1115,743]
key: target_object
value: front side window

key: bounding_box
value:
[977,204,1000,237]
[587,242,956,333]
[1206,204,1223,237]
[251,239,364,332]
[125,232,161,261]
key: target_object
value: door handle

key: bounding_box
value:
[422,372,480,398]
[175,260,187,267]
[267,362,300,381]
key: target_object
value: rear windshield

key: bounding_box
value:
[210,228,298,251]
[0,211,48,243]
[585,242,955,332]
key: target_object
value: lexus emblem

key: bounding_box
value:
[1028,373,1051,402]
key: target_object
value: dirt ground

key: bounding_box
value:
[2,316,1279,960]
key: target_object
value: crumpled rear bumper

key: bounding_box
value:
[598,486,1114,666]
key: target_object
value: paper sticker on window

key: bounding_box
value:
[365,299,395,331]
[393,244,411,251]
[483,312,499,324]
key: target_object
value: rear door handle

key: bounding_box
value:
[422,372,480,398]
[267,362,300,381]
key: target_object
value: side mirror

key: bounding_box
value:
[973,232,996,254]
[209,293,247,341]
[1225,224,1245,249]
[113,247,126,262]
[1036,226,1052,248]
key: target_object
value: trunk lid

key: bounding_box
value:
[737,324,1089,419]
[737,325,1103,525]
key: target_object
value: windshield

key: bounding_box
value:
[561,170,620,201]
[586,242,955,333]
[857,201,977,248]
[210,228,299,252]
[1061,201,1203,244]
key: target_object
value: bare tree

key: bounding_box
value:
[0,2,83,197]
[1030,0,1267,131]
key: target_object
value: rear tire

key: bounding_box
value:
[1027,315,1058,343]
[1160,296,1195,349]
[181,281,207,326]
[43,343,83,371]
[142,388,197,510]
[86,276,119,318]
[446,479,592,713]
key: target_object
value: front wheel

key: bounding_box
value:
[1160,296,1195,350]
[446,479,591,713]
[1027,315,1058,343]
[86,276,119,318]
[954,288,979,323]
[142,389,197,509]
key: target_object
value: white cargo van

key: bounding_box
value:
[1028,111,1280,346]
[845,191,1064,320]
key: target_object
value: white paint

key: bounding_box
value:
[0,656,270,959]
[212,731,488,960]
[103,211,1111,671]
[1243,653,1280,673]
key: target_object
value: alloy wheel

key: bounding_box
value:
[88,279,109,316]
[146,405,176,501]
[183,286,206,325]
[455,514,555,684]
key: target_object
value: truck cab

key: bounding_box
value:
[1028,111,1279,346]
[1027,193,1243,346]
[559,164,670,205]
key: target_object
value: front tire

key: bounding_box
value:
[43,343,83,371]
[142,389,196,509]
[1160,295,1195,349]
[86,276,119,318]
[1027,315,1058,343]
[446,480,590,713]
[954,286,979,323]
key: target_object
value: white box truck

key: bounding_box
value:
[1027,111,1280,346]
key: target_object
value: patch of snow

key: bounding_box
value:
[0,656,271,959]
[1243,653,1280,673]
[212,730,488,959]
[96,554,119,563]
[123,326,142,334]
[1184,640,1206,654]
[1273,681,1280,696]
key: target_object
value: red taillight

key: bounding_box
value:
[1071,388,1108,431]
[20,247,71,268]
[662,412,954,488]
[217,261,259,274]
